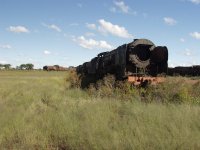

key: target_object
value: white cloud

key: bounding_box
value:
[114,1,129,13]
[110,1,137,15]
[69,23,79,26]
[190,32,200,40]
[169,59,200,67]
[0,60,7,64]
[0,44,12,49]
[184,49,192,56]
[44,50,51,55]
[7,26,29,33]
[99,41,113,49]
[85,32,95,37]
[163,17,177,26]
[98,19,133,38]
[73,36,113,50]
[77,3,83,8]
[180,38,185,42]
[189,0,200,4]
[86,23,96,30]
[42,23,61,32]
[110,7,116,13]
[49,24,61,32]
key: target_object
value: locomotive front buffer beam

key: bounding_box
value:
[128,75,165,86]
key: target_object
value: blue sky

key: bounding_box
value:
[0,0,200,68]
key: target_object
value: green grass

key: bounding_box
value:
[0,71,200,149]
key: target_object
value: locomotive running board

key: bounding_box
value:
[128,76,165,86]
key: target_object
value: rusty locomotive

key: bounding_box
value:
[76,39,168,86]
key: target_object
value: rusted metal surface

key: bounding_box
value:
[128,76,165,86]
[43,65,67,71]
[168,65,200,76]
[128,39,155,69]
[76,39,168,87]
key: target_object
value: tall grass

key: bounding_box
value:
[0,71,200,149]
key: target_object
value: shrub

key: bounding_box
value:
[67,73,200,104]
[86,75,141,101]
[142,77,199,104]
[65,70,81,88]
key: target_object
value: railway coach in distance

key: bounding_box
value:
[77,39,168,86]
[168,65,200,76]
[43,65,67,71]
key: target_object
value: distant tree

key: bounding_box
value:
[4,64,11,70]
[19,63,34,70]
[0,64,3,70]
[19,64,26,70]
[26,63,34,70]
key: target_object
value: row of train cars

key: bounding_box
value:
[168,66,200,76]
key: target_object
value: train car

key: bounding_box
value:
[168,65,200,76]
[43,65,67,71]
[193,65,200,76]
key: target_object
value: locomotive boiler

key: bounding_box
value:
[76,39,168,85]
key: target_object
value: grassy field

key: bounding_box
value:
[0,71,200,149]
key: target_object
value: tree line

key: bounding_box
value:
[0,63,34,70]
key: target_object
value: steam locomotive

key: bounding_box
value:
[76,39,168,83]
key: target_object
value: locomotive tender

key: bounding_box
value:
[76,39,168,82]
